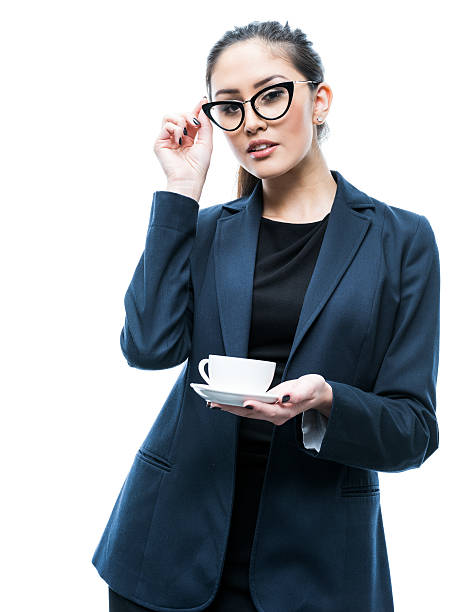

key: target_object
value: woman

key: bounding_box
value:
[93,20,440,612]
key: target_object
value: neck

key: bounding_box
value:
[261,148,336,223]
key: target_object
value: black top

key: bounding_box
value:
[241,212,330,450]
[208,210,330,611]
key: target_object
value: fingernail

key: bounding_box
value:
[179,137,182,145]
[211,406,221,410]
[193,117,201,125]
[245,405,254,410]
[206,401,211,407]
[282,394,290,402]
[183,127,187,135]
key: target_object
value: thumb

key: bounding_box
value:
[267,383,292,404]
[266,380,294,403]
[193,96,213,141]
[242,388,291,410]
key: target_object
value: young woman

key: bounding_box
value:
[93,20,440,612]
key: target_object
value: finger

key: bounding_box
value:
[269,393,291,405]
[182,111,201,140]
[175,111,205,146]
[158,120,183,147]
[242,399,280,410]
[160,114,192,147]
[210,402,258,416]
[162,113,188,131]
[165,112,202,142]
[210,402,247,410]
[265,384,291,403]
[192,96,208,120]
[160,109,204,147]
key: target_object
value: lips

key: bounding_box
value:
[247,140,279,152]
[248,144,279,159]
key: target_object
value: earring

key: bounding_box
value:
[316,116,323,122]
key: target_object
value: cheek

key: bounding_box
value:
[280,108,312,148]
[227,136,245,160]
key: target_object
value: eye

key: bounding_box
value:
[221,103,240,115]
[260,89,286,104]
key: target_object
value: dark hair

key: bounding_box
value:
[205,20,329,198]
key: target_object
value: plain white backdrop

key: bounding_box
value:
[1,1,457,610]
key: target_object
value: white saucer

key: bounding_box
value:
[190,383,279,407]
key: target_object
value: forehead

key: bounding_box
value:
[211,40,298,96]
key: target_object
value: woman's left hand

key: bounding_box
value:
[208,374,333,425]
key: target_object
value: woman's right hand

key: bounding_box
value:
[154,96,213,189]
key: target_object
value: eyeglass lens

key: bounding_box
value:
[209,85,290,130]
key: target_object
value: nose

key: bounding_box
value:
[242,104,267,134]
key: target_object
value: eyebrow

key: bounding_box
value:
[214,74,288,97]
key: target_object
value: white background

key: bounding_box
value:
[1,1,457,610]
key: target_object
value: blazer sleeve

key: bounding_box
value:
[299,214,440,472]
[120,190,199,370]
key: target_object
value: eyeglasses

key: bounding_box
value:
[202,80,320,131]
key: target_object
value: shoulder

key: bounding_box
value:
[362,186,436,245]
[366,194,439,267]
[337,170,436,249]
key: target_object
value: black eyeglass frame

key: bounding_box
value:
[202,80,321,131]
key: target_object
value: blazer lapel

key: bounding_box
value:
[213,170,375,368]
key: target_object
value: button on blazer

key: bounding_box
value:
[92,169,440,612]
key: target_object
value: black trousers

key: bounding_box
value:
[109,439,267,612]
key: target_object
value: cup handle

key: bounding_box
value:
[198,358,211,385]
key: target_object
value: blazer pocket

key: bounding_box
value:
[136,447,173,472]
[340,484,380,498]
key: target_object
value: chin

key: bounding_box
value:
[250,162,293,180]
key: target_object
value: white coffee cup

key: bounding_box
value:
[198,354,276,394]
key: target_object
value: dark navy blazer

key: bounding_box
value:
[92,169,440,612]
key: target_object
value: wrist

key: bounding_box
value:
[316,381,333,418]
[166,180,203,202]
